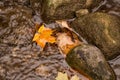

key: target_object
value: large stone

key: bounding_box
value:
[70,12,120,60]
[66,44,116,80]
[41,0,103,23]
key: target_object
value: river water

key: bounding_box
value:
[0,0,120,80]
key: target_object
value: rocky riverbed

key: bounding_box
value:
[0,0,120,80]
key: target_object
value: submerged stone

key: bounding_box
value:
[41,0,103,23]
[66,44,116,80]
[75,9,89,17]
[70,12,120,60]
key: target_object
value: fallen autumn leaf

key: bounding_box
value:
[33,24,56,48]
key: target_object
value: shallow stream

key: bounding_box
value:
[0,0,120,80]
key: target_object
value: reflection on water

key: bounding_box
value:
[0,0,120,80]
[94,0,120,16]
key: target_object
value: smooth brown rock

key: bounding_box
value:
[66,44,116,80]
[70,12,120,60]
[41,0,103,23]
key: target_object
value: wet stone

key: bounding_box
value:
[75,9,89,17]
[41,0,103,23]
[70,12,120,60]
[66,44,116,80]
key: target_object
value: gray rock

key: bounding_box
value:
[70,12,120,60]
[41,0,103,23]
[66,44,116,80]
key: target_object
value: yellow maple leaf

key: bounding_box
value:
[32,33,40,41]
[38,24,45,33]
[71,75,80,80]
[32,24,56,48]
[55,72,68,80]
[55,72,80,80]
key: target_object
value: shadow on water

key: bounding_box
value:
[0,0,120,80]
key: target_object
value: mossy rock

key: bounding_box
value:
[66,44,116,80]
[41,0,103,23]
[70,12,120,60]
